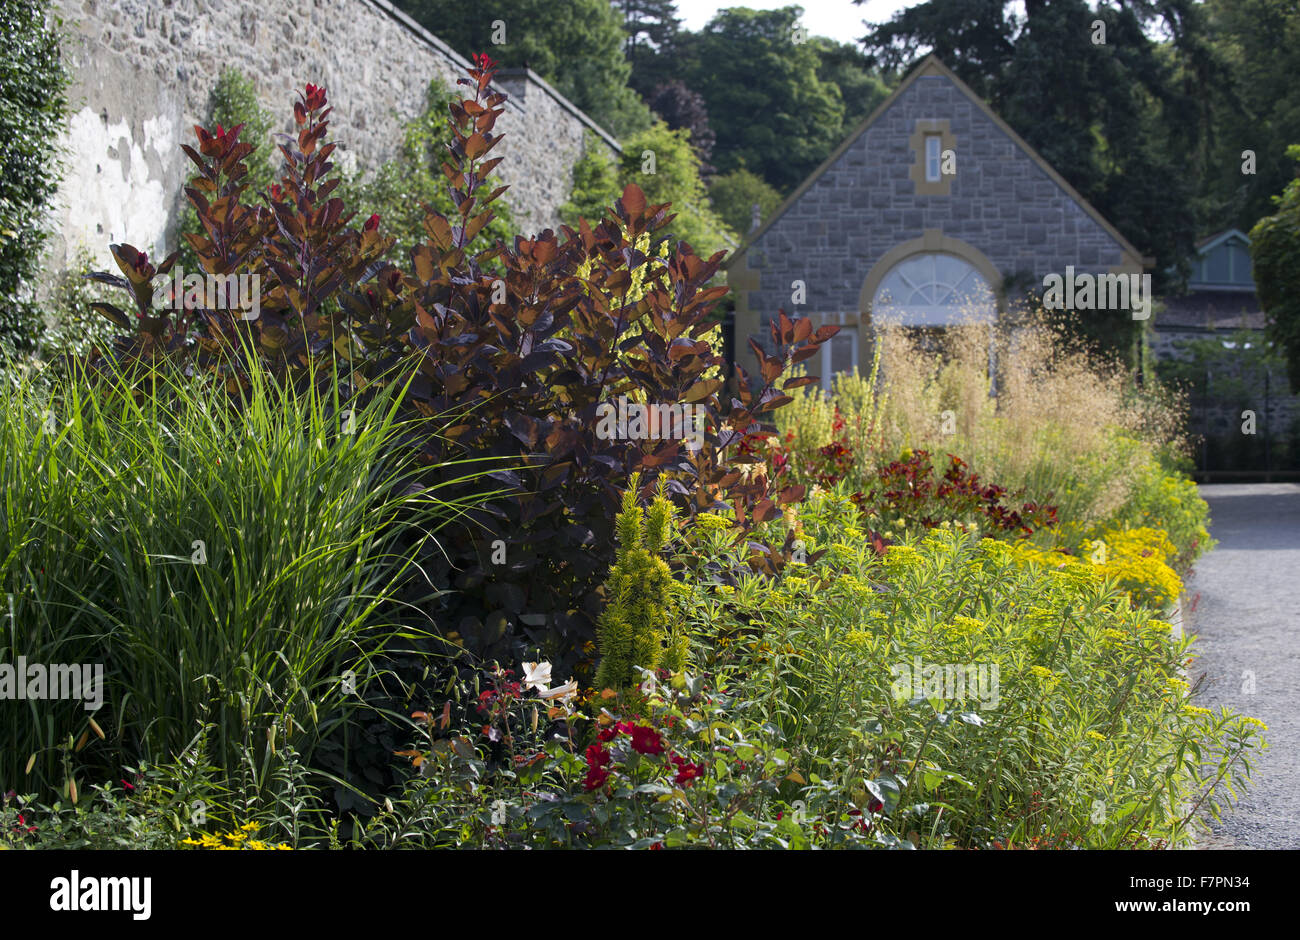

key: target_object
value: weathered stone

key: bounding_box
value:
[728,57,1144,366]
[48,0,620,272]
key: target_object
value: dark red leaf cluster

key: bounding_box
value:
[86,64,832,673]
[865,450,1058,538]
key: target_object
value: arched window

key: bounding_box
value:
[871,252,996,327]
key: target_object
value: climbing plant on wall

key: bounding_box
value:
[0,0,69,356]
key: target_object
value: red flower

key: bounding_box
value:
[597,727,618,742]
[303,83,327,111]
[121,778,134,792]
[628,724,665,755]
[671,757,702,787]
[363,213,381,232]
[583,744,612,790]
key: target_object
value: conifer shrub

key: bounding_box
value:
[594,477,686,690]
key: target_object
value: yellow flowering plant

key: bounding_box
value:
[667,490,1265,849]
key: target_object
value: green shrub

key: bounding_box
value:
[1250,143,1300,392]
[593,479,685,690]
[0,0,69,356]
[1107,463,1215,573]
[562,122,736,257]
[708,166,783,237]
[670,492,1264,848]
[558,130,622,228]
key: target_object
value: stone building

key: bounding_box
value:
[725,55,1150,388]
[1152,228,1265,358]
[49,0,619,271]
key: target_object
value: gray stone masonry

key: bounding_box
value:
[734,69,1137,354]
[49,0,620,271]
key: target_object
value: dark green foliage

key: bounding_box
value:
[674,7,846,193]
[709,167,784,239]
[1199,0,1300,233]
[0,0,69,355]
[619,0,683,82]
[88,62,831,682]
[396,0,654,137]
[811,37,890,133]
[1250,145,1300,392]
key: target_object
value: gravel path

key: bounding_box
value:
[1185,483,1300,849]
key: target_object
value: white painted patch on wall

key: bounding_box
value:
[57,106,175,268]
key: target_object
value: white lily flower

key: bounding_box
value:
[538,679,578,702]
[522,661,552,692]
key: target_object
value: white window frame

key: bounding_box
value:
[819,325,859,393]
[925,135,942,183]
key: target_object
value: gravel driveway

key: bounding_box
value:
[1185,483,1300,849]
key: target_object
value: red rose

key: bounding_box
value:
[583,744,612,790]
[628,724,664,755]
[671,757,702,787]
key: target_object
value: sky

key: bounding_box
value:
[674,0,922,46]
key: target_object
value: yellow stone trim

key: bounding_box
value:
[908,119,956,196]
[728,249,763,380]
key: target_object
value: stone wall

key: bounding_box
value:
[48,0,619,271]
